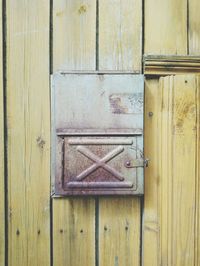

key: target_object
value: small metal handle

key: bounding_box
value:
[125,158,149,168]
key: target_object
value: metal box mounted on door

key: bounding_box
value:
[51,73,144,196]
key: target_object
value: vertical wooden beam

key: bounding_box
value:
[144,75,198,265]
[188,0,200,54]
[99,0,142,71]
[163,75,196,265]
[143,79,160,266]
[53,0,96,71]
[53,199,95,266]
[145,0,187,54]
[99,198,140,266]
[0,0,5,264]
[195,76,200,266]
[144,2,190,264]
[6,1,50,265]
[52,1,96,266]
[98,2,142,265]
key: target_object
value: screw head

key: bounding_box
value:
[148,111,153,117]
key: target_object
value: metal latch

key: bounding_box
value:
[125,158,149,168]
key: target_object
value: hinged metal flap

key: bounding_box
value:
[52,73,144,134]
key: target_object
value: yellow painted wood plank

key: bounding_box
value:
[53,0,96,71]
[53,199,95,266]
[0,0,5,264]
[52,1,96,265]
[195,76,200,266]
[98,2,141,264]
[6,1,50,265]
[188,0,200,54]
[170,75,196,265]
[144,75,198,265]
[99,198,140,266]
[158,76,173,265]
[99,0,142,71]
[145,0,187,54]
[143,79,160,266]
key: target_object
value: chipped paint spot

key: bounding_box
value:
[110,95,128,114]
[109,93,143,114]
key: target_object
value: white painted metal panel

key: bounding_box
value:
[52,73,144,195]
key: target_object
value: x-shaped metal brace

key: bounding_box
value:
[76,145,125,181]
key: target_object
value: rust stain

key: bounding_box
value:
[109,95,128,114]
[109,93,143,114]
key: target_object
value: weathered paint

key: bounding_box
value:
[52,73,144,195]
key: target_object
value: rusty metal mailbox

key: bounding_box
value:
[51,73,144,196]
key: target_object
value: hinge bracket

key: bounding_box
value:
[125,158,149,168]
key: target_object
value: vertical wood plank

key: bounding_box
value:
[195,76,200,266]
[98,2,141,265]
[99,0,142,71]
[53,199,95,266]
[188,0,200,54]
[53,1,96,266]
[166,75,196,265]
[99,198,140,266]
[0,0,5,264]
[144,75,198,265]
[143,79,160,266]
[6,1,50,265]
[53,0,96,71]
[145,0,187,54]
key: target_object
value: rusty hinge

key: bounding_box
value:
[125,158,149,168]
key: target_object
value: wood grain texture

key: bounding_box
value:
[188,0,200,54]
[52,1,96,265]
[53,0,96,71]
[6,1,50,265]
[0,0,5,264]
[170,76,197,266]
[143,79,160,266]
[195,76,200,266]
[99,0,142,71]
[144,55,200,76]
[98,1,142,264]
[99,198,140,266]
[145,0,187,54]
[144,75,198,265]
[53,199,95,266]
